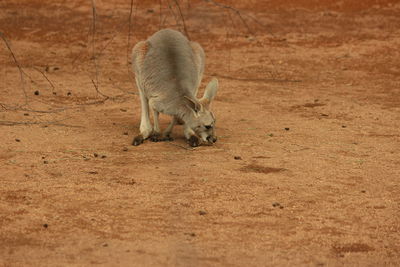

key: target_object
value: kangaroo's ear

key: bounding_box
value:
[201,78,218,108]
[184,96,202,113]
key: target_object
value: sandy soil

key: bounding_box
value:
[1,0,400,266]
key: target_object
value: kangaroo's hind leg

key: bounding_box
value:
[131,41,153,146]
[149,108,162,142]
[161,116,177,141]
[149,113,175,142]
[132,83,153,146]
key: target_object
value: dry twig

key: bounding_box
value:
[0,31,28,105]
[127,0,136,65]
[172,0,190,38]
[90,0,99,91]
[0,120,83,128]
[33,67,56,92]
[167,1,179,28]
[203,0,252,34]
[203,0,275,37]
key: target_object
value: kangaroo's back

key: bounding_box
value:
[133,29,204,99]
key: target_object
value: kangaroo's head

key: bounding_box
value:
[184,78,219,143]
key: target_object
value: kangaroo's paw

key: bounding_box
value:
[132,134,145,146]
[161,133,174,141]
[149,132,162,142]
[187,135,200,147]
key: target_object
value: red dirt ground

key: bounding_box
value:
[1,0,400,266]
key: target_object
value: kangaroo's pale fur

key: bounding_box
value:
[131,29,219,147]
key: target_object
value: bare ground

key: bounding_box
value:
[1,0,400,266]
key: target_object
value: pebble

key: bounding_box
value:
[198,210,207,215]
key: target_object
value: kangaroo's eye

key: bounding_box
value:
[205,125,212,130]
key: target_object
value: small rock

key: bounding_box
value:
[101,155,107,159]
[15,138,21,142]
[122,147,128,152]
[34,90,40,95]
[43,223,48,228]
[198,210,207,216]
[23,113,29,116]
[123,132,128,135]
[342,125,347,128]
[67,92,71,96]
[93,153,98,157]
[45,66,60,72]
[120,108,127,112]
[52,92,57,95]
[361,190,366,193]
[284,128,290,131]
[234,156,242,160]
[43,160,48,164]
[88,171,98,174]
[147,9,154,13]
[184,232,196,237]
[102,243,108,247]
[272,202,284,209]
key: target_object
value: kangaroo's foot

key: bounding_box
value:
[187,135,200,147]
[149,132,161,142]
[161,133,174,141]
[149,132,174,142]
[132,134,145,146]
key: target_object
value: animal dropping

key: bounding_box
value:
[130,29,219,147]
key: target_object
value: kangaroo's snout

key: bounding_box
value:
[207,135,217,143]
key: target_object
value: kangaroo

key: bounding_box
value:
[131,29,219,147]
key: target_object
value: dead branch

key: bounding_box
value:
[90,78,109,100]
[0,31,28,105]
[210,73,302,83]
[224,9,235,72]
[203,0,252,34]
[167,142,194,150]
[97,19,130,58]
[90,0,99,90]
[0,120,83,128]
[127,0,135,65]
[172,0,190,39]
[33,67,56,92]
[203,0,275,37]
[167,1,179,28]
[159,0,163,29]
[0,34,62,112]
